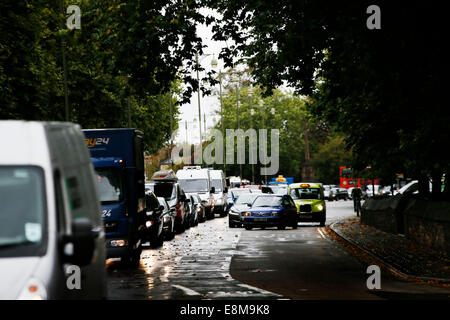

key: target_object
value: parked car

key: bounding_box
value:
[0,121,106,299]
[209,169,228,217]
[228,188,252,207]
[143,191,165,248]
[347,187,354,200]
[261,184,288,195]
[289,183,326,226]
[186,194,200,227]
[323,185,335,200]
[331,187,349,200]
[149,170,190,233]
[228,193,260,228]
[177,166,215,219]
[157,197,176,240]
[189,194,207,223]
[394,180,418,196]
[382,185,393,196]
[365,185,382,198]
[242,194,298,230]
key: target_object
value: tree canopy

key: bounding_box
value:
[207,0,448,196]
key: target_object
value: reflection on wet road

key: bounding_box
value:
[106,216,281,299]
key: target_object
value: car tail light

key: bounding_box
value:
[176,203,182,217]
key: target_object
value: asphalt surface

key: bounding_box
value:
[106,200,450,300]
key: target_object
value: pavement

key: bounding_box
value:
[330,217,450,283]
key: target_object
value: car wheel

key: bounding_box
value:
[320,219,326,227]
[277,224,286,230]
[292,220,298,229]
[244,226,252,230]
[229,221,235,228]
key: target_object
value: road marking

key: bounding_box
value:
[317,228,327,239]
[172,284,202,296]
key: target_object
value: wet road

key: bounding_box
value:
[106,200,450,299]
[106,216,280,299]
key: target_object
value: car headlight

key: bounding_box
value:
[18,278,47,300]
[271,211,279,216]
[163,216,171,222]
[244,212,250,217]
[196,207,201,213]
[229,209,239,215]
[317,204,324,211]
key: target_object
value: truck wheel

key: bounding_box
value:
[123,247,141,267]
[150,235,164,248]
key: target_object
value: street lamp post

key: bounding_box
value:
[211,57,228,176]
[169,91,174,169]
[250,107,255,184]
[195,52,214,147]
[59,0,70,121]
[259,99,266,184]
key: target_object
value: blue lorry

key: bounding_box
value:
[83,129,147,265]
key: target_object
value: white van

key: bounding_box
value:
[176,166,215,219]
[0,121,106,300]
[209,169,228,216]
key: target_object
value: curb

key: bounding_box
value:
[329,221,450,285]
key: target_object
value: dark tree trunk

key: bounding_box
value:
[431,173,442,200]
[418,176,430,198]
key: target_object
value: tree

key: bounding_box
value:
[311,135,352,184]
[207,0,449,198]
[204,78,326,182]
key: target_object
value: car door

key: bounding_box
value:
[285,196,297,222]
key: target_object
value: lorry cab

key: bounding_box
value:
[209,169,228,217]
[288,182,326,227]
[176,166,215,219]
[0,121,106,299]
[83,129,146,265]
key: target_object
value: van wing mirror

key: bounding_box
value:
[158,205,164,211]
[210,187,215,194]
[63,218,96,266]
[224,187,228,193]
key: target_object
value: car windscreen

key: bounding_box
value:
[231,189,249,198]
[179,179,209,193]
[235,194,258,205]
[211,179,223,192]
[269,186,287,194]
[153,183,176,201]
[95,167,124,204]
[290,188,321,200]
[252,196,283,207]
[0,167,47,257]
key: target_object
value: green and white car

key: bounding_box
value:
[288,183,326,227]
